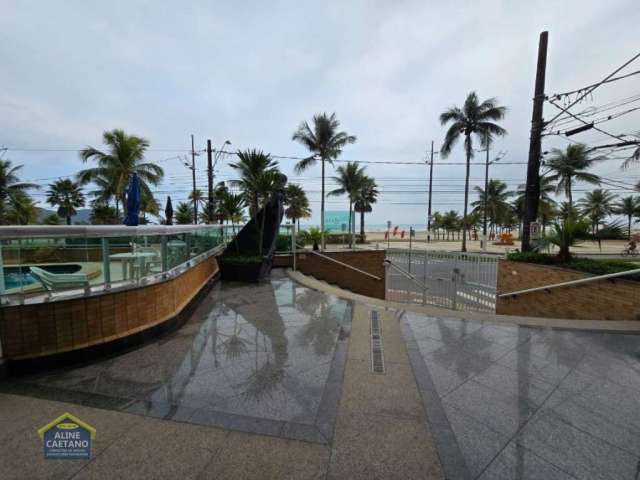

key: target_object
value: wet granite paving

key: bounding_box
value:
[402,312,640,480]
[1,270,352,444]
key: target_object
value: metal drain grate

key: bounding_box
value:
[370,310,385,374]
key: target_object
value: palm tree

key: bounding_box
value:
[78,129,164,216]
[292,112,357,250]
[0,159,38,225]
[431,212,444,240]
[327,162,366,248]
[515,176,557,234]
[218,191,245,227]
[175,202,194,224]
[440,92,507,251]
[6,191,39,225]
[89,203,119,224]
[218,191,245,254]
[578,189,616,235]
[545,144,603,210]
[42,213,62,225]
[284,184,311,230]
[189,188,206,211]
[46,179,86,225]
[442,210,461,241]
[354,176,379,236]
[471,179,513,237]
[613,195,640,239]
[229,149,279,217]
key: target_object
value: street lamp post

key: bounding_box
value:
[481,148,507,251]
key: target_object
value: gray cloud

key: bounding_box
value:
[1,0,638,226]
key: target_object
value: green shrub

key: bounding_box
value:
[507,252,640,281]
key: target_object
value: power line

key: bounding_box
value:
[545,51,640,126]
[548,68,640,99]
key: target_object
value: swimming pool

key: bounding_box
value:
[3,264,82,290]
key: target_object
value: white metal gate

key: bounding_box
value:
[385,249,499,312]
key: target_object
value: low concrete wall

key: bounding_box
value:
[0,256,219,360]
[295,250,385,299]
[496,259,640,321]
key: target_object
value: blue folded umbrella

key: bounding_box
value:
[124,173,141,226]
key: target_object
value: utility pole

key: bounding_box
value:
[191,134,198,224]
[482,134,490,251]
[207,139,214,224]
[522,31,548,251]
[427,141,434,243]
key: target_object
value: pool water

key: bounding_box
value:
[3,264,82,290]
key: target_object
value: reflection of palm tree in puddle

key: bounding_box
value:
[218,311,251,361]
[295,289,340,356]
[431,318,493,378]
[227,284,289,403]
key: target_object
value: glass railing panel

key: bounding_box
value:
[166,232,189,270]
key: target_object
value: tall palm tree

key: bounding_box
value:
[292,112,357,250]
[284,184,311,230]
[613,195,640,239]
[545,144,603,209]
[46,179,86,225]
[354,176,379,236]
[578,189,617,234]
[327,162,366,248]
[471,179,513,236]
[78,129,163,216]
[440,92,507,251]
[0,159,38,225]
[229,149,279,217]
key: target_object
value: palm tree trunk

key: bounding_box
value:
[462,144,471,252]
[360,210,365,236]
[66,216,71,226]
[567,178,573,212]
[629,215,632,239]
[321,158,325,251]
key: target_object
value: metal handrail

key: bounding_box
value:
[498,267,640,298]
[0,224,234,240]
[303,249,382,281]
[384,259,428,291]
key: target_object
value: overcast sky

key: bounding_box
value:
[2,0,639,227]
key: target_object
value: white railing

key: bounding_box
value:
[385,248,498,312]
[498,268,640,298]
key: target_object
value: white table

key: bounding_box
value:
[109,252,158,280]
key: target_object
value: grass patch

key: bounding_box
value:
[219,255,264,265]
[507,252,640,281]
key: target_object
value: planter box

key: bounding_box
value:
[219,257,272,283]
[496,259,640,321]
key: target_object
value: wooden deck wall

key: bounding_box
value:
[0,256,218,360]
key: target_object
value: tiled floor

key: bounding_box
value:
[2,271,353,444]
[402,311,640,479]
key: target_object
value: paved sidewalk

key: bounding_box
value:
[0,279,444,479]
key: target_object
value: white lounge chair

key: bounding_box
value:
[29,266,91,296]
